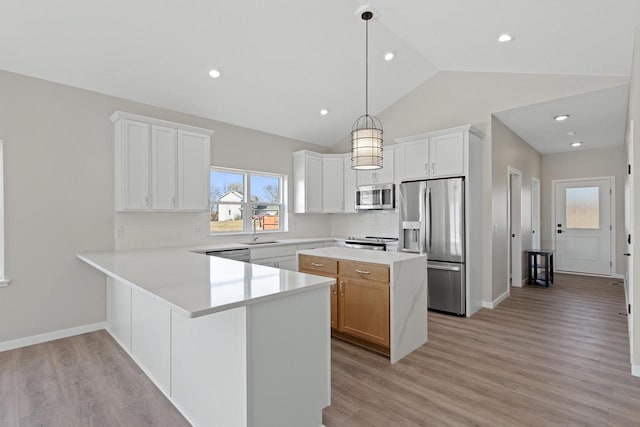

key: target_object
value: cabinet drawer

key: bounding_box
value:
[298,255,338,275]
[250,245,296,260]
[339,261,389,283]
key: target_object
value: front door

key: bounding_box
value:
[554,179,612,275]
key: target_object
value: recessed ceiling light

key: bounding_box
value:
[570,141,583,147]
[567,131,576,136]
[554,114,570,121]
[498,33,513,43]
[320,109,329,116]
[384,52,395,61]
[208,69,222,78]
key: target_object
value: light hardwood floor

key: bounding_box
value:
[0,273,638,426]
[324,273,640,426]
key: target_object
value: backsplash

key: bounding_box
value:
[114,212,332,250]
[330,211,399,238]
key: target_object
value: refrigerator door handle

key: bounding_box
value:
[426,186,432,253]
[419,184,426,254]
[428,264,461,272]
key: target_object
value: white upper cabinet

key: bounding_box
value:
[293,151,323,213]
[112,112,213,212]
[116,120,150,211]
[429,132,464,178]
[356,149,394,186]
[400,139,429,181]
[178,130,211,211]
[343,155,357,213]
[322,155,344,213]
[396,127,473,181]
[151,125,177,211]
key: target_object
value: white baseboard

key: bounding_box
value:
[0,321,106,352]
[632,364,640,377]
[482,289,510,309]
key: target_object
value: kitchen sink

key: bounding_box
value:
[244,241,279,245]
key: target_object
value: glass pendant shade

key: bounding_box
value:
[351,114,383,170]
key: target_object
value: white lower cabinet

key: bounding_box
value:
[131,289,171,395]
[106,277,132,352]
[171,307,248,426]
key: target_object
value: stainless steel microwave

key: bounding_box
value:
[355,183,395,210]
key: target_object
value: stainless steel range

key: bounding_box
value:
[344,236,399,251]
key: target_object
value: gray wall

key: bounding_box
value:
[491,117,542,295]
[0,70,329,343]
[541,147,626,276]
[628,27,640,369]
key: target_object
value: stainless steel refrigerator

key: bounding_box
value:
[399,178,465,316]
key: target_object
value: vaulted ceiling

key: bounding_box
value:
[1,0,639,147]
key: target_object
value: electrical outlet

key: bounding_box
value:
[117,226,125,238]
[195,225,202,233]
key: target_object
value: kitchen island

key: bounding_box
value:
[297,247,427,363]
[78,248,334,427]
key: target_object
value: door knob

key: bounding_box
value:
[512,234,515,238]
[623,253,631,256]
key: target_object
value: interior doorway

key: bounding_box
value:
[531,177,541,250]
[624,119,634,362]
[508,167,523,287]
[553,177,614,276]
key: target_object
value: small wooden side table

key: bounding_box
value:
[526,249,554,287]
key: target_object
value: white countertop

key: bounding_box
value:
[78,248,334,318]
[187,237,341,253]
[297,247,426,265]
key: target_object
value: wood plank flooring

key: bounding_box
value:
[0,273,638,426]
[324,273,640,426]
[0,330,189,427]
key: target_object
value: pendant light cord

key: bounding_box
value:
[365,16,369,117]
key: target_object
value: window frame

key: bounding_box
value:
[209,166,287,235]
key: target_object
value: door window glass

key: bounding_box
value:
[565,187,600,229]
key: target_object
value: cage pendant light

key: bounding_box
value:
[351,11,383,170]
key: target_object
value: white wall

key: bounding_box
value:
[491,117,542,295]
[541,147,626,276]
[627,27,640,370]
[0,70,329,343]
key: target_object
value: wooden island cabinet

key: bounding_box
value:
[298,248,427,363]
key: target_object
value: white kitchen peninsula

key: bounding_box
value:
[297,247,428,364]
[77,248,333,427]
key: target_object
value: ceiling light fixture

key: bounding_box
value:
[570,141,583,147]
[498,33,513,43]
[320,109,329,116]
[208,69,222,78]
[384,52,395,61]
[351,11,383,170]
[554,114,570,121]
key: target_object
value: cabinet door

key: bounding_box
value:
[119,120,150,210]
[356,169,377,186]
[177,130,210,211]
[430,132,464,177]
[376,149,394,184]
[322,157,344,213]
[343,156,357,213]
[330,279,338,330]
[276,257,298,271]
[151,125,177,210]
[402,139,429,180]
[338,277,390,347]
[305,155,323,213]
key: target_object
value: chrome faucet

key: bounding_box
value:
[252,217,261,241]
